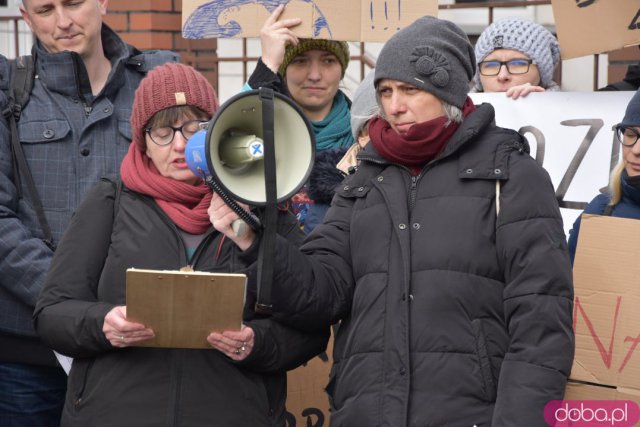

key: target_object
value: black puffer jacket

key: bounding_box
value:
[265,104,574,427]
[34,179,329,427]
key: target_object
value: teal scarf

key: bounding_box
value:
[312,91,354,151]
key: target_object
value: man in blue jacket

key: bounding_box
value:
[0,0,177,424]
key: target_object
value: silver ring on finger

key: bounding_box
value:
[234,348,241,355]
[120,335,125,343]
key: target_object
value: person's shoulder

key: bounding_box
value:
[583,192,610,214]
[464,105,529,157]
[125,50,180,74]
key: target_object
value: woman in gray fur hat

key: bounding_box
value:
[473,18,561,99]
[210,15,574,427]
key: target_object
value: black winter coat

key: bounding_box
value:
[264,104,574,427]
[34,179,329,427]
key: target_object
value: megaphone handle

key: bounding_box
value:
[231,219,247,238]
[204,176,262,232]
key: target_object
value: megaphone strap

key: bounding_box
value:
[255,88,278,315]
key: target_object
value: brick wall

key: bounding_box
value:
[105,0,219,93]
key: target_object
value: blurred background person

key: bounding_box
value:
[245,4,353,233]
[472,17,561,99]
[336,69,379,174]
[33,63,327,427]
[308,69,380,225]
[568,89,640,263]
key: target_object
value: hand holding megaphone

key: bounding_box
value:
[208,193,256,249]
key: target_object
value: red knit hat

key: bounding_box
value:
[131,62,219,150]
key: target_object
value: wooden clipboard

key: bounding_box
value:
[126,268,246,349]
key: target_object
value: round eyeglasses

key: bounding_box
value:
[145,120,209,146]
[478,58,535,76]
[613,125,640,147]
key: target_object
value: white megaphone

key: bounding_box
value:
[185,88,315,231]
[186,88,315,314]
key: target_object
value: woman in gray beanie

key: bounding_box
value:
[211,15,574,427]
[473,18,561,99]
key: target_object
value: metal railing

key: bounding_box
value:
[0,15,26,56]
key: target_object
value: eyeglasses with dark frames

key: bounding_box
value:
[478,58,536,76]
[145,120,209,146]
[613,125,640,147]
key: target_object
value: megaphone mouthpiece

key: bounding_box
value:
[219,129,264,169]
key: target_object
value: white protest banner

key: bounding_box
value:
[469,91,634,236]
[181,0,437,42]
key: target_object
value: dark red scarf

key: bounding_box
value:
[120,143,213,234]
[370,97,476,175]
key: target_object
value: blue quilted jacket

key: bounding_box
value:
[0,25,177,363]
[567,172,640,263]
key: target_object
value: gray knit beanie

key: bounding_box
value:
[374,16,476,109]
[473,18,560,91]
[618,88,640,128]
[350,70,378,140]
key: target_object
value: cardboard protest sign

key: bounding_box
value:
[566,215,640,403]
[181,0,437,42]
[551,0,640,59]
[469,91,633,236]
[285,332,333,427]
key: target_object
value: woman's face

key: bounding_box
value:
[621,126,640,177]
[285,49,343,122]
[145,112,209,185]
[478,48,541,92]
[376,79,444,135]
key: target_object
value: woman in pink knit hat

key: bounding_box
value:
[33,63,327,427]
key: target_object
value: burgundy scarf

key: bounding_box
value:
[370,97,476,175]
[120,143,213,234]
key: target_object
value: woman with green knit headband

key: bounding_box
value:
[246,4,353,233]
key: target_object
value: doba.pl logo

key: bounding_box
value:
[544,400,640,426]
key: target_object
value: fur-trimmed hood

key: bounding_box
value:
[307,147,348,204]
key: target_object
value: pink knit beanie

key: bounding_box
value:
[130,62,219,150]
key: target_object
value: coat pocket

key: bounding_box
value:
[67,358,95,412]
[18,118,72,210]
[19,119,71,144]
[117,119,132,144]
[472,319,497,402]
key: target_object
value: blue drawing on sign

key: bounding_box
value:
[369,0,402,31]
[183,0,332,39]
